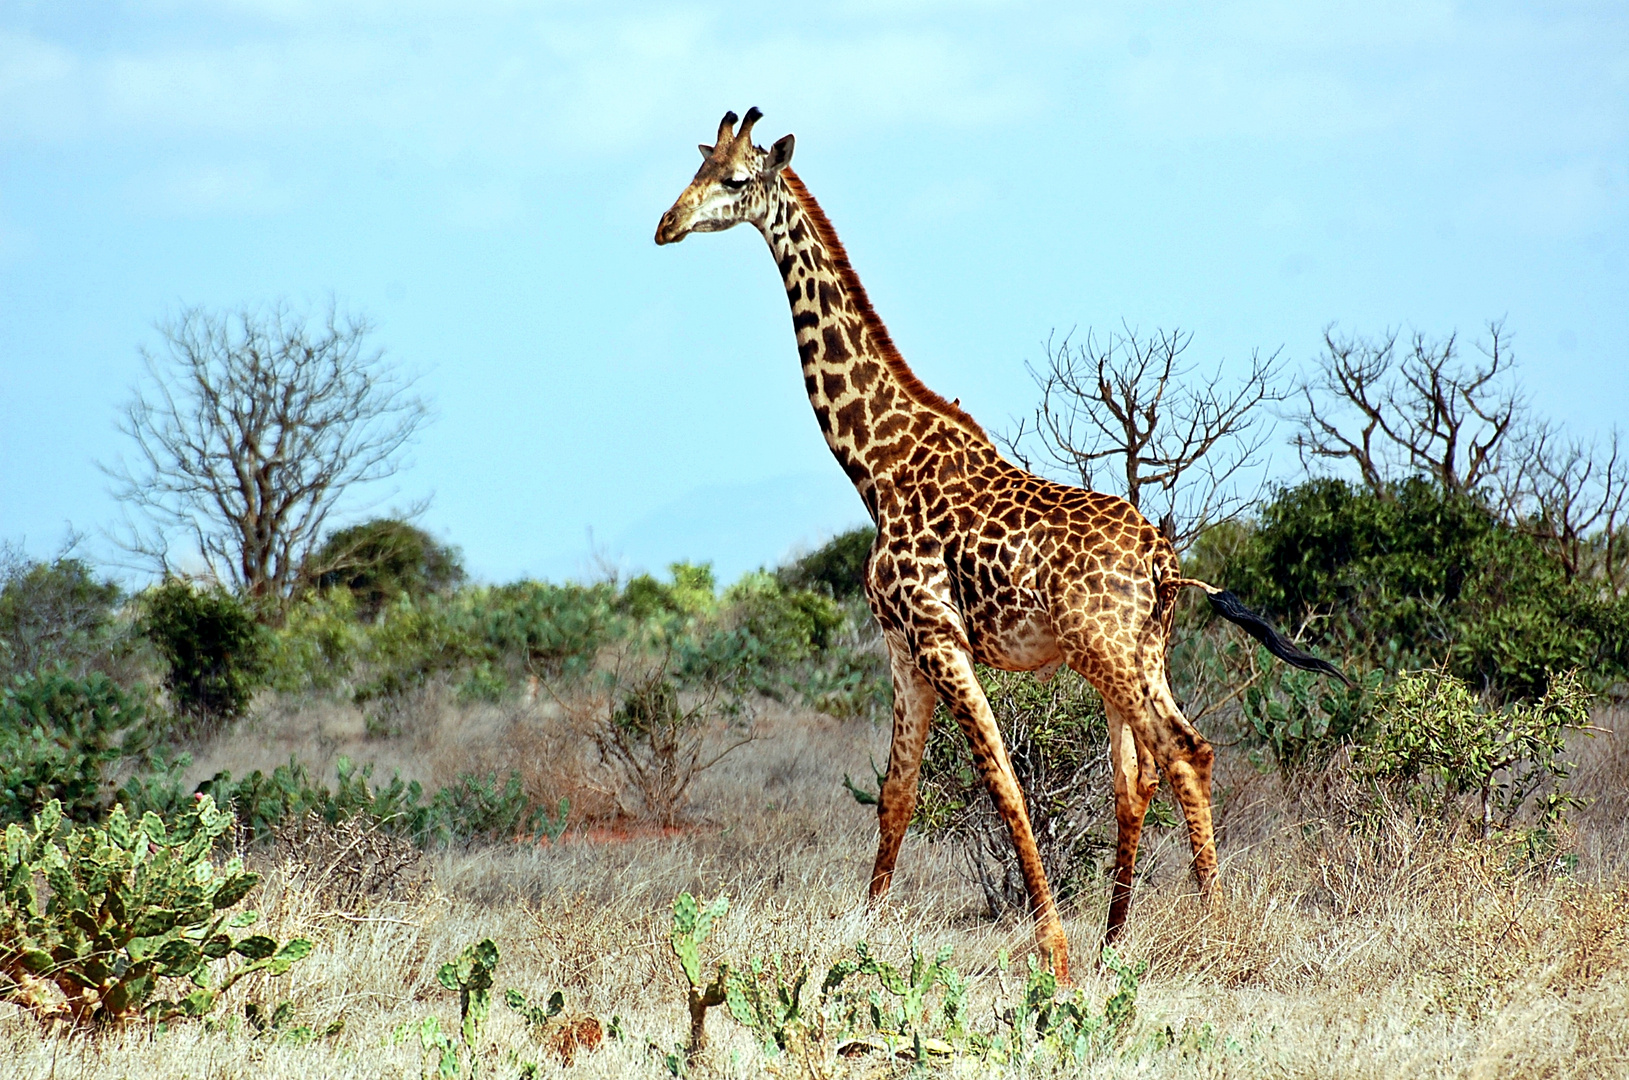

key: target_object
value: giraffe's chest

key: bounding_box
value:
[867,473,1065,672]
[944,531,1063,671]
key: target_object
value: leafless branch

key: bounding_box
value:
[1493,422,1629,591]
[102,300,427,604]
[1005,323,1287,550]
[1292,322,1522,497]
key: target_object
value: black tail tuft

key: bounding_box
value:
[1206,589,1351,685]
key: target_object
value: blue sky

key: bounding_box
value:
[2,1,1625,585]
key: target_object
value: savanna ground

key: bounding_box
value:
[6,682,1628,1080]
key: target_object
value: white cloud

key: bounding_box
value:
[128,160,297,217]
[0,30,87,140]
[0,5,1036,160]
[2,1,1624,235]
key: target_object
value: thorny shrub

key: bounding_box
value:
[851,665,1113,915]
[565,643,756,825]
[261,811,429,911]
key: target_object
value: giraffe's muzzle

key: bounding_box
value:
[654,208,686,245]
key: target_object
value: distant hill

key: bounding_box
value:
[603,471,869,583]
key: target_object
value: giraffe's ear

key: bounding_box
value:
[698,144,714,158]
[765,133,795,174]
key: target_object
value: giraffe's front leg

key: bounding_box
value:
[916,642,1071,983]
[869,633,937,900]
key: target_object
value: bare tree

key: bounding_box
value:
[1494,422,1629,592]
[1002,324,1285,550]
[105,301,427,604]
[1292,322,1521,497]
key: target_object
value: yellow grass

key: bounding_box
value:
[6,696,1628,1078]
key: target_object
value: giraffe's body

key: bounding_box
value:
[657,111,1343,982]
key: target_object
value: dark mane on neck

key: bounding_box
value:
[780,168,991,444]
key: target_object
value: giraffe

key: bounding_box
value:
[655,109,1345,982]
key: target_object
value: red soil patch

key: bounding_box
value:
[550,820,693,845]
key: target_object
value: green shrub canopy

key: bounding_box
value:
[0,555,123,681]
[309,518,465,620]
[141,580,268,727]
[776,528,876,600]
[1220,477,1629,701]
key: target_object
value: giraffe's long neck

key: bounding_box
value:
[758,169,995,519]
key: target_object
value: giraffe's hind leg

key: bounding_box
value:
[869,632,937,900]
[1104,700,1160,943]
[914,641,1071,983]
[1060,614,1216,943]
[1098,665,1217,941]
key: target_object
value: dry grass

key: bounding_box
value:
[6,697,1629,1077]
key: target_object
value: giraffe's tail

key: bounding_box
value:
[1166,574,1352,685]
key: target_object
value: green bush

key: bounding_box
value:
[677,573,843,693]
[350,593,481,719]
[308,518,465,621]
[775,527,875,600]
[0,795,311,1025]
[141,580,269,730]
[1447,533,1629,701]
[1359,668,1594,832]
[264,588,365,693]
[618,562,718,623]
[143,755,569,850]
[794,626,890,721]
[0,671,156,825]
[1239,654,1379,776]
[264,560,866,713]
[286,580,620,708]
[1219,477,1629,701]
[0,550,126,682]
[477,581,618,679]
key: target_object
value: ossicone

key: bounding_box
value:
[714,110,739,147]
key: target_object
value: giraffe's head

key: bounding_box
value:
[654,107,795,245]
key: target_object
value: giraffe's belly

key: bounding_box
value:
[964,593,1062,674]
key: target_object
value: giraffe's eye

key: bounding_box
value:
[721,176,749,190]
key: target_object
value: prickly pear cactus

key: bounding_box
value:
[669,891,727,991]
[725,957,809,1055]
[669,891,730,1060]
[0,796,312,1024]
[438,937,498,1046]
